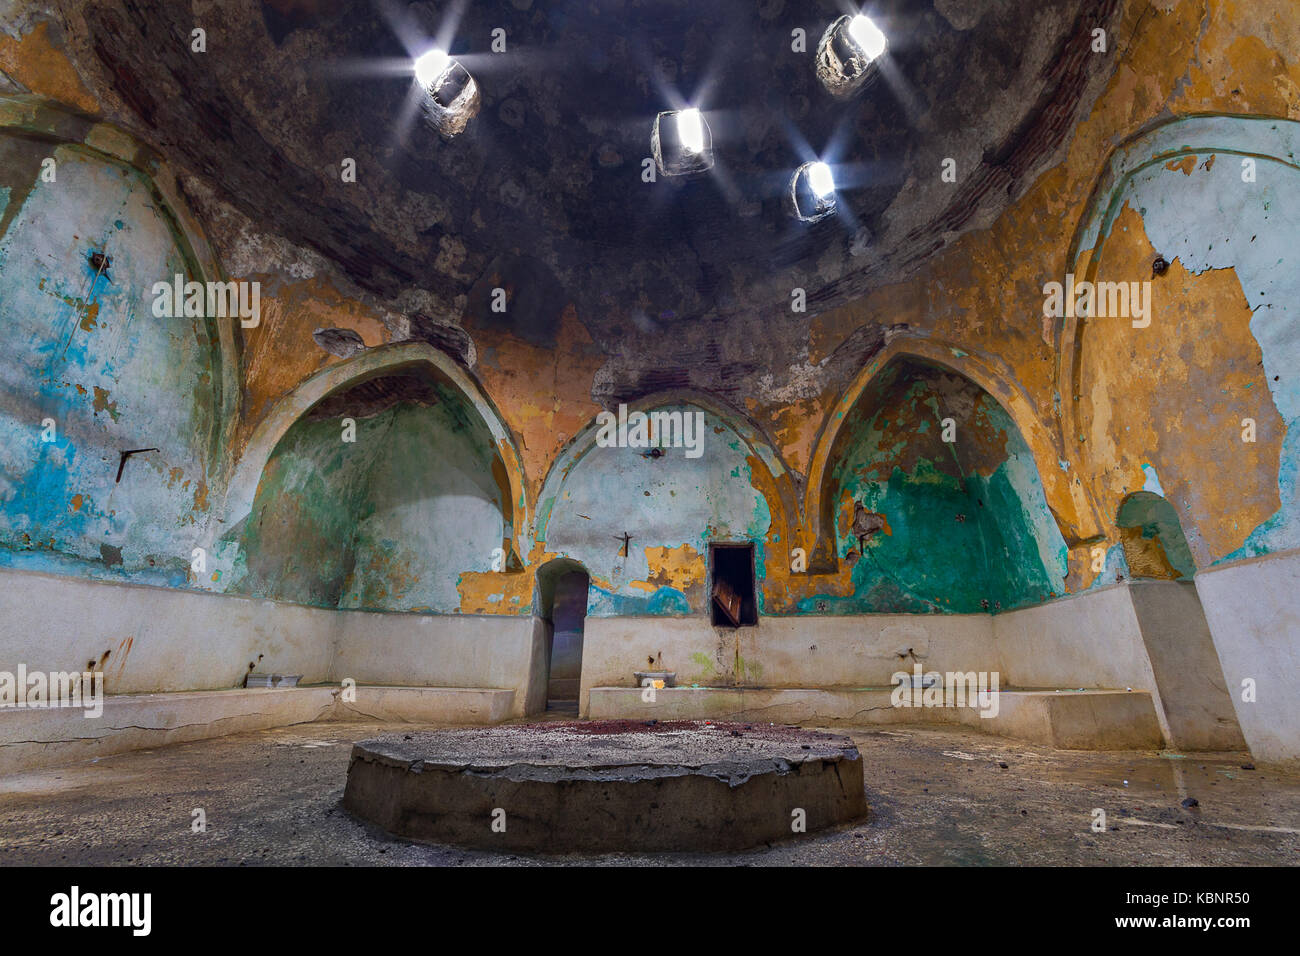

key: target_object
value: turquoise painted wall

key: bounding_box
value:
[806,361,1067,614]
[0,141,219,586]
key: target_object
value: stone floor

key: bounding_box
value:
[0,719,1296,866]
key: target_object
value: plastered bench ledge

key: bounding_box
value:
[0,685,517,775]
[330,686,516,724]
[585,686,1164,750]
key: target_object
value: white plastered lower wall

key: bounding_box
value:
[1195,548,1300,766]
[0,568,545,717]
[990,584,1172,745]
[579,584,1250,755]
[576,613,997,717]
[0,565,1268,761]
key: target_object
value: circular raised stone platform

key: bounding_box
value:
[342,720,868,852]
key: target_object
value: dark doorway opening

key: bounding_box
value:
[710,543,758,627]
[537,563,589,715]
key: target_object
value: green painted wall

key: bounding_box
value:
[230,381,506,612]
[807,360,1067,613]
[230,414,373,607]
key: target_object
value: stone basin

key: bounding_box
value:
[342,719,868,852]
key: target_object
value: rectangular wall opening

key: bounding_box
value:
[710,543,757,627]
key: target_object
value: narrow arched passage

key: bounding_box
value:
[534,557,591,715]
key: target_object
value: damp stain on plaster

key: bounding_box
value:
[0,22,99,114]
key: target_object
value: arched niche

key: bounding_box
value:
[218,344,528,612]
[806,353,1069,614]
[1117,492,1196,581]
[805,336,1100,567]
[0,95,236,582]
[533,393,792,617]
[219,343,527,554]
[1058,115,1300,564]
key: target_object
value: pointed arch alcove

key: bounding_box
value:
[532,391,794,619]
[0,95,238,585]
[804,343,1072,614]
[806,337,1100,579]
[216,343,528,613]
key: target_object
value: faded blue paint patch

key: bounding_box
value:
[0,144,218,581]
[646,587,691,614]
[586,583,654,617]
[1141,463,1164,497]
[0,544,190,588]
[543,404,770,617]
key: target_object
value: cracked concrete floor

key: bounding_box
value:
[0,720,1297,866]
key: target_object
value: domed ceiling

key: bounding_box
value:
[53,0,1120,397]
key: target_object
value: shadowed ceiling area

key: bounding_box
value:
[61,0,1119,337]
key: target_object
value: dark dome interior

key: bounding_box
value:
[72,0,1119,328]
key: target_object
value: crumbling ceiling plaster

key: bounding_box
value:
[47,0,1120,349]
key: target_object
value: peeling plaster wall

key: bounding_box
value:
[539,404,771,618]
[791,1,1300,599]
[812,360,1067,614]
[1065,116,1300,762]
[1076,133,1300,570]
[1149,144,1300,563]
[0,1,1298,760]
[0,140,218,586]
[232,385,506,614]
[2,0,1298,612]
